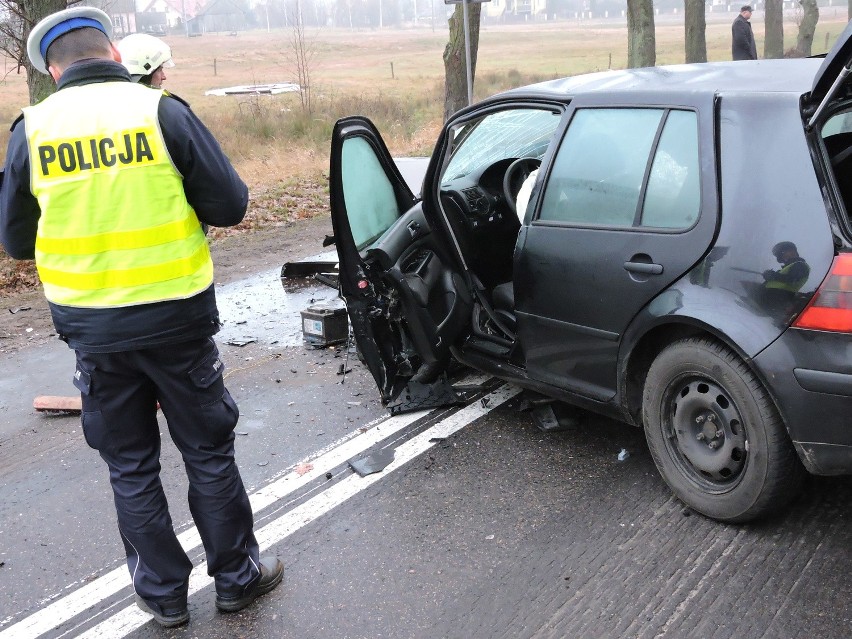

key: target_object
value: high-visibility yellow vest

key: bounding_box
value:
[23,82,213,308]
[765,260,810,293]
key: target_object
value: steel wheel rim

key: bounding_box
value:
[661,375,749,492]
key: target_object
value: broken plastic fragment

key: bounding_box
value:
[348,448,395,477]
[226,338,257,347]
[617,448,629,461]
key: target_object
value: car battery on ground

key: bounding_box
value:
[301,298,349,347]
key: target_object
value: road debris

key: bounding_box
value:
[33,396,81,414]
[295,462,313,476]
[529,396,582,432]
[225,338,257,347]
[349,448,395,477]
[617,448,630,461]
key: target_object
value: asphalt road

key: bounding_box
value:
[1,271,851,639]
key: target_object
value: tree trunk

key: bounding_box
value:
[796,0,819,56]
[627,0,656,69]
[443,1,481,122]
[17,0,69,104]
[684,0,706,63]
[764,0,784,59]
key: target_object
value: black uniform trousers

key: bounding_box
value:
[73,337,261,613]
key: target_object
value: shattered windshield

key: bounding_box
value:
[441,108,562,185]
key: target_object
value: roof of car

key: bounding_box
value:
[501,59,822,100]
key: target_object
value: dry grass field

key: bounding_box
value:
[0,12,848,292]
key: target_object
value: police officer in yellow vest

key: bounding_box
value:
[0,8,282,627]
[763,241,811,293]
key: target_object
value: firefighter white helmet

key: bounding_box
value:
[117,33,174,82]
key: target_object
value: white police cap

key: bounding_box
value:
[27,6,112,75]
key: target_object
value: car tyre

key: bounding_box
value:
[642,337,804,523]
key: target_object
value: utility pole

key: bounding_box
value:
[181,0,189,36]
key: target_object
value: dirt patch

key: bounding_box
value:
[0,213,335,354]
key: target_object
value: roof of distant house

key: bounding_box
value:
[140,0,204,18]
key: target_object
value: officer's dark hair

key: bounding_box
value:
[138,70,157,87]
[45,27,112,70]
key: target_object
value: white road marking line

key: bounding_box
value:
[75,384,520,638]
[0,409,433,639]
[0,377,504,639]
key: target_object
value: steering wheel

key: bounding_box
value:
[503,157,542,217]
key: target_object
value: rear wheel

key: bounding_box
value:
[642,338,804,523]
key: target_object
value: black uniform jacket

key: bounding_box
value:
[0,60,249,352]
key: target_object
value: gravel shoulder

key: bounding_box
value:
[0,214,335,354]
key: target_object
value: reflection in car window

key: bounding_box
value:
[641,110,701,229]
[341,136,401,250]
[441,109,562,185]
[539,108,664,226]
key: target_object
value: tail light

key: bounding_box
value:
[793,253,852,332]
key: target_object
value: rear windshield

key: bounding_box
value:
[821,109,852,224]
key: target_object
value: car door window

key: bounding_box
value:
[641,110,701,229]
[341,136,401,249]
[539,108,664,226]
[538,108,700,230]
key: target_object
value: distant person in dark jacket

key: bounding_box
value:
[732,5,758,60]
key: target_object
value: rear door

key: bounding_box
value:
[330,117,471,404]
[515,95,719,400]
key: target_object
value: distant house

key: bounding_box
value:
[483,0,547,21]
[138,0,204,33]
[108,0,138,36]
[190,0,252,34]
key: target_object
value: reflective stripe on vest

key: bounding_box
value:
[23,82,213,308]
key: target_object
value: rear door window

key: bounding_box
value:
[641,110,701,229]
[538,108,700,230]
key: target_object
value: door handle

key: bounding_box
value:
[624,261,663,275]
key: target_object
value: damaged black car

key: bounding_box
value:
[329,24,852,523]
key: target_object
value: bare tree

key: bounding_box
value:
[684,0,706,63]
[764,0,784,59]
[0,0,70,104]
[442,1,481,122]
[286,0,315,114]
[795,0,818,56]
[627,0,655,68]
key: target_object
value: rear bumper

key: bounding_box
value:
[753,328,852,475]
